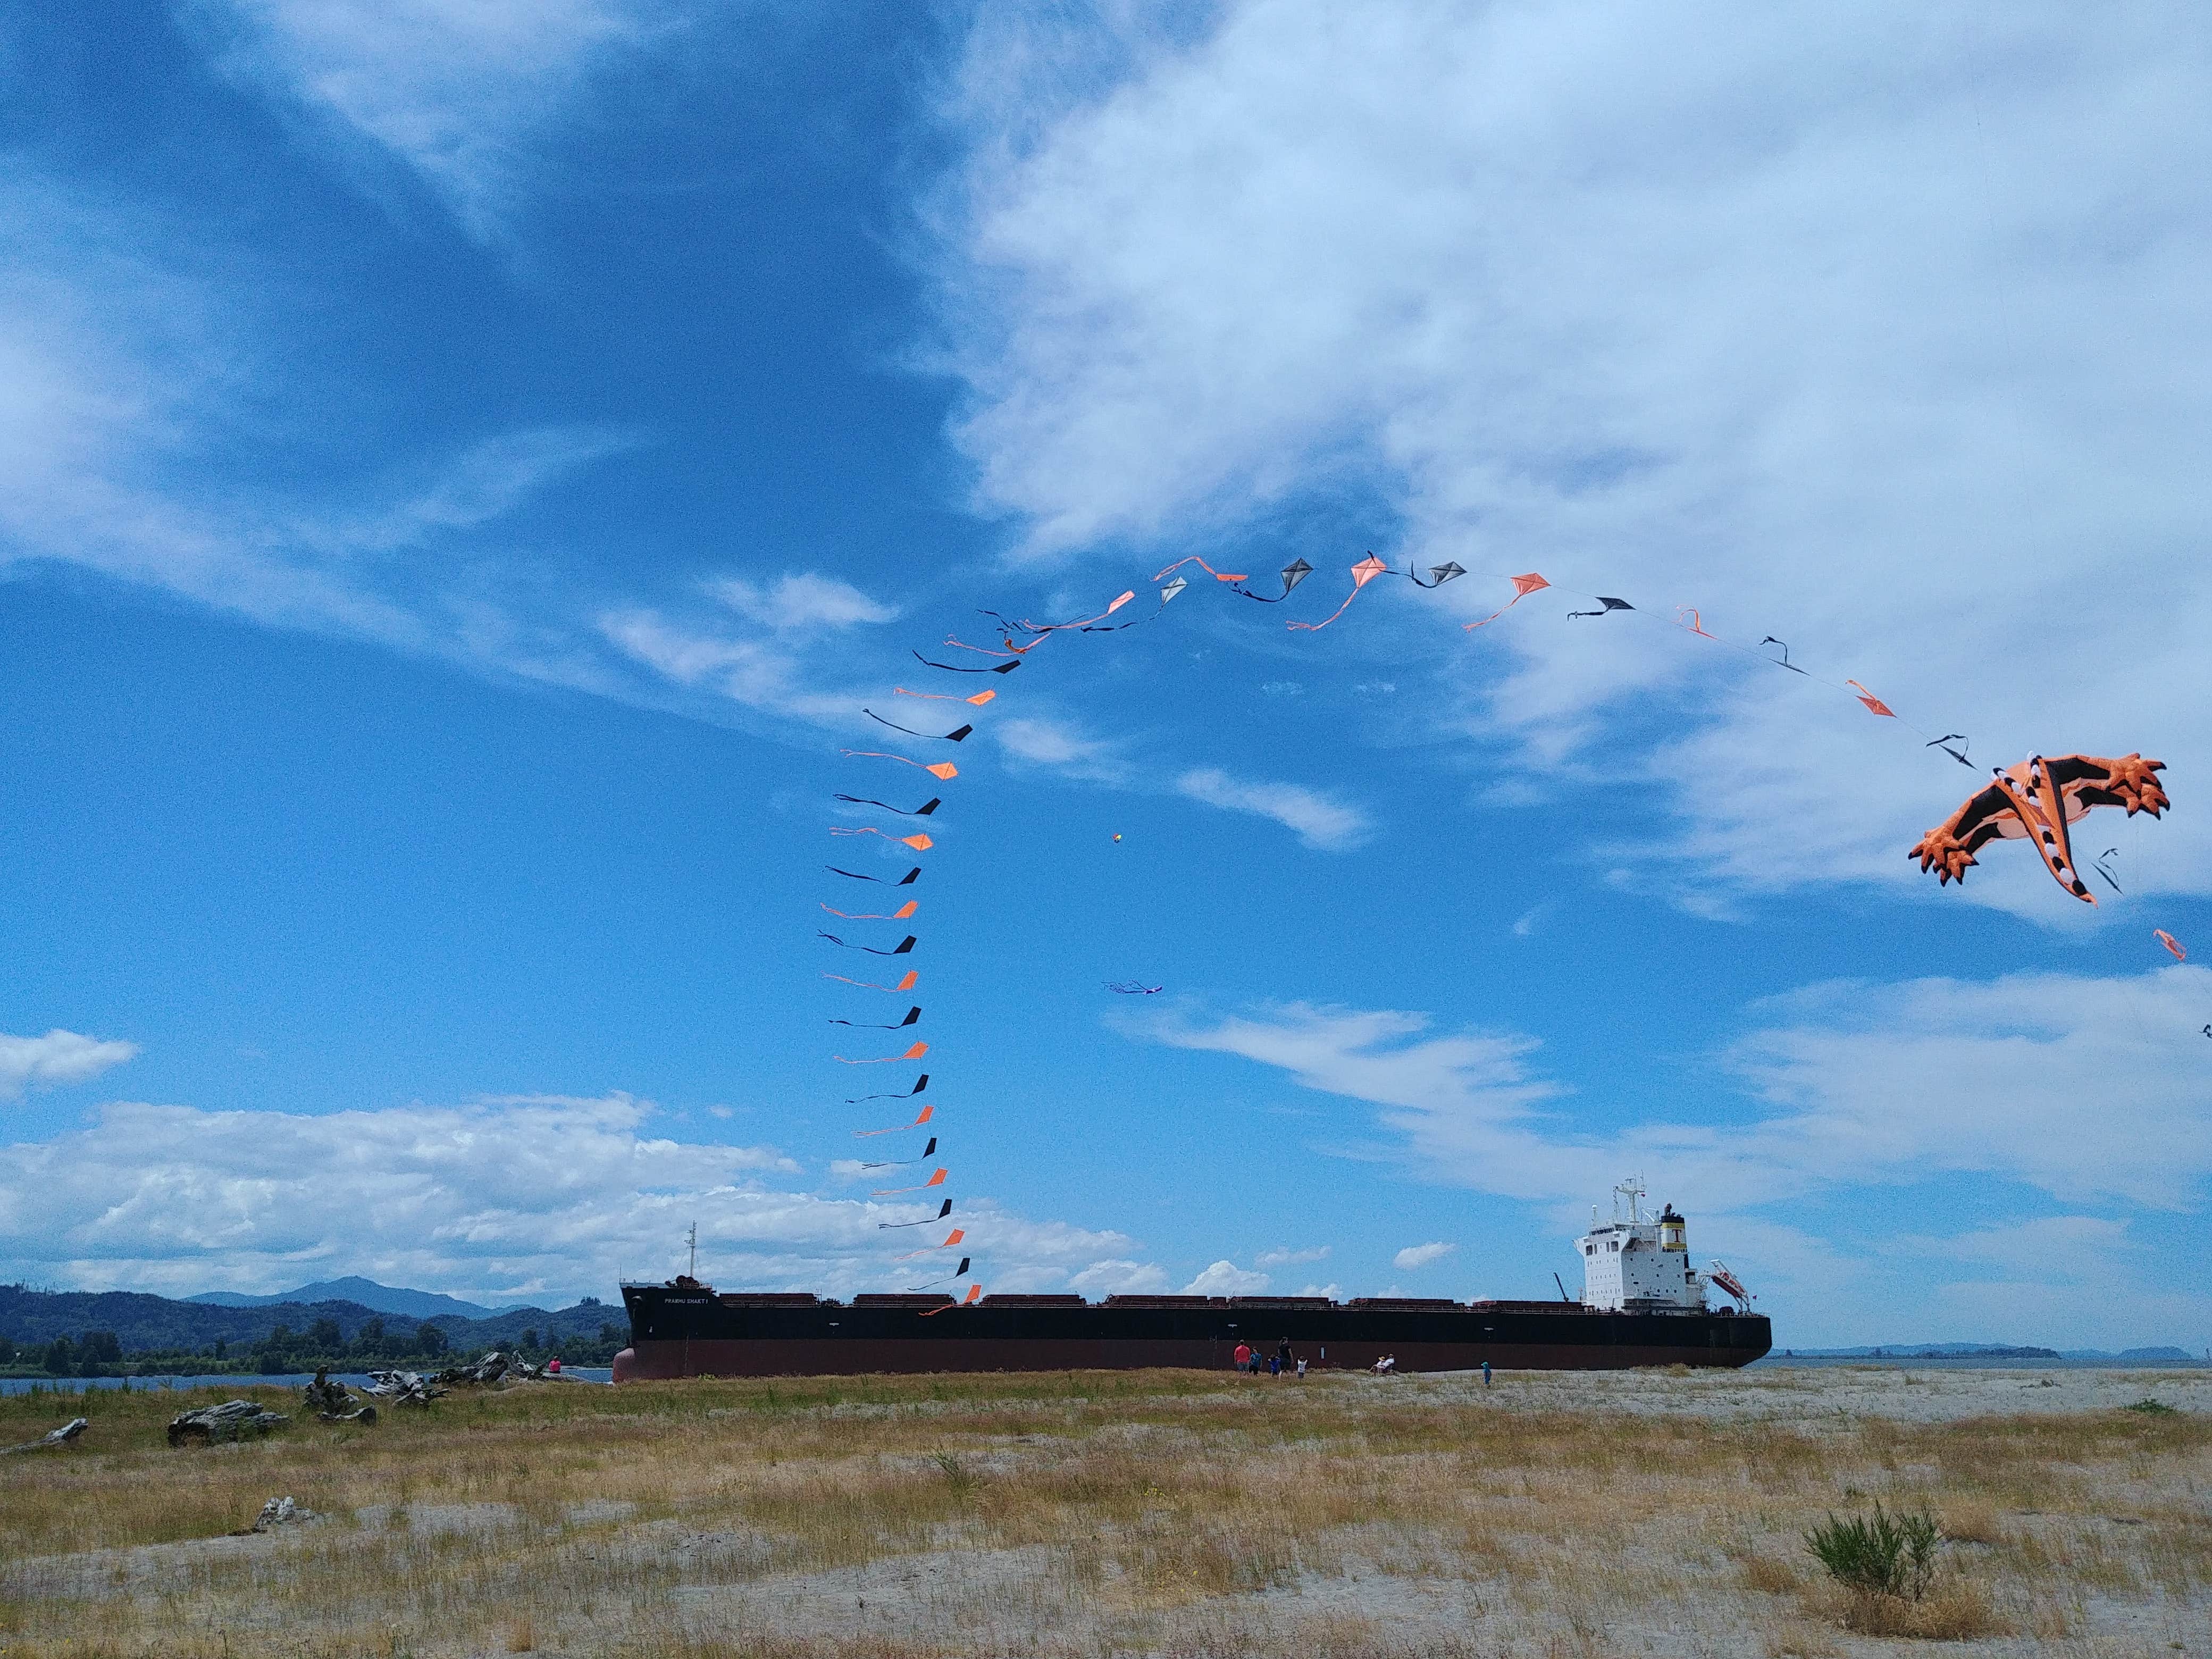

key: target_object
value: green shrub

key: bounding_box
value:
[2123,1398,2178,1416]
[1804,1503,1942,1600]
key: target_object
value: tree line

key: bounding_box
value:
[0,1317,630,1377]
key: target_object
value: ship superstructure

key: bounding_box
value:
[1578,1177,1711,1312]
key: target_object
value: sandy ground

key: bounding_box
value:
[1445,1360,2212,1422]
[2,1364,2207,1658]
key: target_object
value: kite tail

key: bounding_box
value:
[820,900,918,920]
[854,1102,934,1136]
[830,826,935,851]
[1285,587,1368,632]
[893,686,996,705]
[919,1284,984,1316]
[835,1041,931,1065]
[1153,556,1249,583]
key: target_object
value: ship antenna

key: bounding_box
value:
[687,1221,698,1279]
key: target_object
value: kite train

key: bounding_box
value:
[806,546,2188,1322]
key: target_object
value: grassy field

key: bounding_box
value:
[2,1365,2207,1657]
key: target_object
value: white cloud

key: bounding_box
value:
[599,610,800,706]
[995,714,1122,774]
[1138,969,2212,1224]
[936,4,2212,905]
[192,0,675,239]
[1066,1258,1170,1296]
[1392,1241,1454,1271]
[1255,1244,1329,1268]
[0,1030,140,1099]
[0,1093,1145,1303]
[1182,1259,1271,1296]
[312,428,640,550]
[1174,767,1371,851]
[0,174,677,709]
[709,573,896,633]
[1144,1001,1564,1199]
[991,730,1374,850]
[1296,1281,1343,1301]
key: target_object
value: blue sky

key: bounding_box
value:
[4,2,2209,1348]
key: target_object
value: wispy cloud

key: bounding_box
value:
[1174,767,1371,851]
[304,428,641,551]
[994,714,1125,777]
[191,0,678,240]
[709,573,898,633]
[0,1030,139,1100]
[1256,1244,1329,1268]
[1137,968,2212,1215]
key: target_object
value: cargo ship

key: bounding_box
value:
[612,1180,1769,1379]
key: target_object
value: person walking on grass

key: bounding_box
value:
[1295,1357,1307,1379]
[1233,1341,1252,1374]
[1482,1359,1492,1388]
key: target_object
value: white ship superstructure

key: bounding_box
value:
[1578,1178,1709,1313]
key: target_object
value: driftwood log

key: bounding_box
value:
[1,1417,88,1456]
[364,1369,447,1405]
[168,1400,289,1446]
[250,1495,317,1531]
[437,1352,512,1387]
[301,1368,376,1425]
[362,1352,534,1404]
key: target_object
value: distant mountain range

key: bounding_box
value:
[186,1277,523,1321]
[1778,1342,2202,1361]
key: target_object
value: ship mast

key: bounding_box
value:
[687,1221,698,1279]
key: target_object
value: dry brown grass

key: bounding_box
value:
[1832,1574,1999,1638]
[1,1368,2207,1655]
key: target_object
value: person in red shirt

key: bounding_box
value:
[1232,1342,1252,1372]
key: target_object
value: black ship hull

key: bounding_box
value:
[613,1283,1770,1379]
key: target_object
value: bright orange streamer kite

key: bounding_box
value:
[2156,929,2188,961]
[919,1284,983,1316]
[1847,680,1896,718]
[1464,572,1552,631]
[896,1228,965,1259]
[820,900,917,920]
[824,969,920,993]
[1286,554,1390,632]
[830,826,935,851]
[872,1166,948,1195]
[834,1040,930,1065]
[855,1102,934,1136]
[842,749,958,781]
[894,686,996,705]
